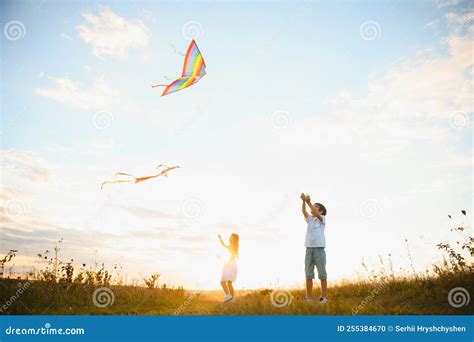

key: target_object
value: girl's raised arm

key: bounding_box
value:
[218,234,228,248]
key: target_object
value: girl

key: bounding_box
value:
[218,233,239,302]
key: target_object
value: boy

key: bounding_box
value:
[300,193,328,304]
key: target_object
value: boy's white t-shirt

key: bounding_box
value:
[304,215,326,247]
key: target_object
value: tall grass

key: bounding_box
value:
[0,210,472,315]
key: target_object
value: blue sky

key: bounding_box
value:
[1,0,472,289]
[2,0,451,151]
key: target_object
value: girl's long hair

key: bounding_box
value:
[229,233,239,257]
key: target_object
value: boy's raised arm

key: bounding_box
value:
[306,195,323,221]
[300,193,309,219]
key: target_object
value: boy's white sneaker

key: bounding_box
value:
[304,296,313,302]
[223,294,233,302]
[319,297,328,304]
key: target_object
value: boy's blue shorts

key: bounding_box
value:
[305,247,327,280]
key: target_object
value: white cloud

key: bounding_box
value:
[47,138,118,158]
[436,0,462,9]
[35,75,135,112]
[445,10,474,34]
[327,26,473,141]
[0,150,50,182]
[0,185,29,202]
[77,7,151,60]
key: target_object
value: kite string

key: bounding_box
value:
[151,84,168,88]
[169,43,185,56]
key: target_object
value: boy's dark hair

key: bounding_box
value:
[315,203,327,216]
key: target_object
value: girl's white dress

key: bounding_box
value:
[221,254,238,282]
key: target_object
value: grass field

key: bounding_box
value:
[1,270,472,315]
[1,221,472,315]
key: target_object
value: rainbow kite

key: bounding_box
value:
[152,40,206,96]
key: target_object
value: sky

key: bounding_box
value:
[0,0,472,290]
